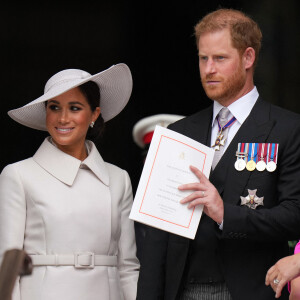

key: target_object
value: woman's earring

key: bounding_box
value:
[90,121,95,128]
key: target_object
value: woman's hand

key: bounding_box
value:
[265,253,300,298]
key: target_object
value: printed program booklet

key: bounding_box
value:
[129,125,214,239]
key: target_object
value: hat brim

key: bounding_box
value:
[133,114,185,148]
[8,63,132,131]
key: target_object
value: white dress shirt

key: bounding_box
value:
[211,86,259,153]
[210,87,259,230]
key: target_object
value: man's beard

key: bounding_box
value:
[201,63,246,105]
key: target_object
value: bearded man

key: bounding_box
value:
[137,8,300,300]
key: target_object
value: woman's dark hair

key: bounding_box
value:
[79,80,105,141]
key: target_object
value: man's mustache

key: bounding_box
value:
[202,75,222,81]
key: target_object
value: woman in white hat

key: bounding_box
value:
[0,64,139,300]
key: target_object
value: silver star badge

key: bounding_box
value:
[240,189,264,209]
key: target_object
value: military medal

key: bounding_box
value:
[212,114,237,151]
[212,131,226,151]
[256,143,266,172]
[246,160,256,171]
[246,143,257,171]
[267,161,276,172]
[235,143,247,171]
[266,143,279,172]
[256,160,266,172]
[235,157,246,171]
[240,189,264,209]
[234,142,278,173]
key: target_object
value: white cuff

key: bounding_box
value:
[217,220,224,230]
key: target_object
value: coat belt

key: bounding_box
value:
[29,252,117,269]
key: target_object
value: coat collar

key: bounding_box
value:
[33,137,109,186]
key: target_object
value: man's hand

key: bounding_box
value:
[178,165,224,224]
[265,252,300,298]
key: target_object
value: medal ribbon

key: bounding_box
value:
[237,142,247,162]
[247,143,253,162]
[237,143,241,153]
[268,143,279,163]
[261,143,267,163]
[257,143,262,163]
[236,143,246,160]
[245,143,249,162]
[270,143,275,162]
[275,144,279,163]
[253,143,258,161]
[217,115,237,132]
[241,143,245,157]
[267,143,273,163]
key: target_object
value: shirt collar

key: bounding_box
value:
[33,137,109,186]
[212,86,259,126]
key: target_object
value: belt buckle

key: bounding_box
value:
[74,252,95,269]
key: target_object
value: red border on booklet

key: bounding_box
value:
[138,134,208,228]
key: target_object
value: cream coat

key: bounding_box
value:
[0,137,139,300]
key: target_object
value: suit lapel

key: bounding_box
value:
[210,99,276,203]
[183,105,213,147]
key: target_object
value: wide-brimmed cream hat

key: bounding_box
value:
[8,63,132,131]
